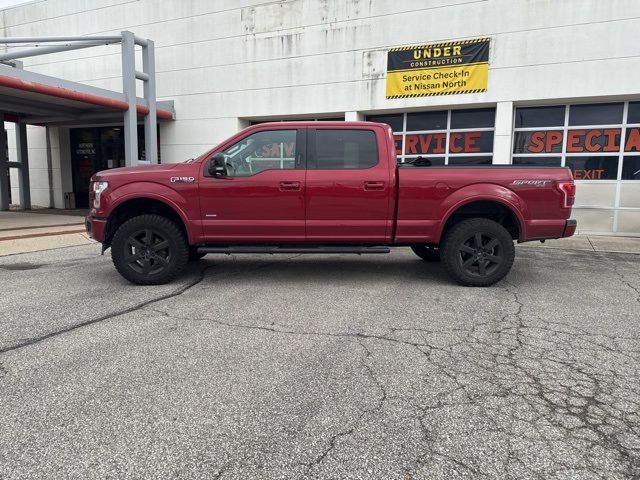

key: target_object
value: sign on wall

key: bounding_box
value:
[386,38,490,98]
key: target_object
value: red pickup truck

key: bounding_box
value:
[86,121,576,287]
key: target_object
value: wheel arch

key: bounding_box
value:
[438,197,525,243]
[104,195,191,247]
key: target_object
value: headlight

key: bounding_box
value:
[92,181,109,209]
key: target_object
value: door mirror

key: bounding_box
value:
[208,154,227,177]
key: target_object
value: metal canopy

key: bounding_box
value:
[0,32,175,210]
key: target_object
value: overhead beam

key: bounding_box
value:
[0,97,78,117]
[0,40,120,62]
[0,35,122,43]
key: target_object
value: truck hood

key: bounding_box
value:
[91,163,181,182]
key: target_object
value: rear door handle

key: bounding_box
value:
[364,181,385,191]
[280,181,301,191]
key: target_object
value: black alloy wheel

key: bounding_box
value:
[458,232,502,277]
[124,228,171,276]
[111,214,189,285]
[441,218,515,287]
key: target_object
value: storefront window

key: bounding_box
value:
[627,102,640,124]
[367,107,495,164]
[514,106,565,128]
[512,156,561,166]
[565,156,618,180]
[367,113,403,132]
[622,157,640,180]
[568,103,623,126]
[512,101,640,181]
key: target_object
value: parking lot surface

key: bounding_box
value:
[0,244,639,479]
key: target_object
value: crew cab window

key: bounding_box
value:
[218,130,297,176]
[313,130,378,169]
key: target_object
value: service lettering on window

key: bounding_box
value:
[258,142,296,157]
[403,131,492,155]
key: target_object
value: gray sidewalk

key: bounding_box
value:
[518,234,640,254]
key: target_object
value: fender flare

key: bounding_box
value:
[436,184,527,242]
[105,182,194,243]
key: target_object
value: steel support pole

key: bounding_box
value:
[142,39,158,164]
[0,114,9,210]
[16,122,30,210]
[121,31,138,166]
[0,41,119,62]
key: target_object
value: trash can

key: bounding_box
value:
[64,192,76,209]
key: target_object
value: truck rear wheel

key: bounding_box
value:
[441,218,515,287]
[410,245,440,262]
[111,214,189,285]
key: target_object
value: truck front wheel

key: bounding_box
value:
[440,218,515,287]
[111,214,189,285]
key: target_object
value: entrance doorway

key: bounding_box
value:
[70,125,159,208]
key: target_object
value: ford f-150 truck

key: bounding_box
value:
[85,121,576,287]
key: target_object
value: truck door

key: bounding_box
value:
[199,128,306,242]
[305,127,391,242]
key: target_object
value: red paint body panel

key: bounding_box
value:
[305,124,394,242]
[86,121,576,246]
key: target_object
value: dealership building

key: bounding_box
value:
[1,0,639,236]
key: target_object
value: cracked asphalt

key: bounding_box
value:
[0,244,639,479]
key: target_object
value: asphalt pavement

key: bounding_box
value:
[0,244,639,479]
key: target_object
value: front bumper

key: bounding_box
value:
[85,215,107,242]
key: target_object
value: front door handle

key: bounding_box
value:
[280,181,301,191]
[364,181,385,191]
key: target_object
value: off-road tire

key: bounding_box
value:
[111,214,189,285]
[441,218,515,287]
[410,245,440,262]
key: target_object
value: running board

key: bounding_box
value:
[197,246,391,255]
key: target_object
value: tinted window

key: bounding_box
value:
[403,132,447,155]
[449,131,494,154]
[514,106,565,128]
[622,156,640,180]
[565,156,618,180]
[406,111,447,131]
[366,114,403,132]
[447,156,492,165]
[569,103,624,126]
[220,130,297,176]
[512,156,562,166]
[314,130,378,169]
[628,102,640,124]
[513,130,564,154]
[450,108,495,129]
[625,127,640,152]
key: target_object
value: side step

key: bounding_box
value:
[197,245,391,255]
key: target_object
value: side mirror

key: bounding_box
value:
[208,154,227,177]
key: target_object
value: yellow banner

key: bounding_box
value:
[386,38,490,98]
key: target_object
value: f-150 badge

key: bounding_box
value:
[170,176,195,183]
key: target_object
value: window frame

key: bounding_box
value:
[203,128,306,177]
[512,101,640,184]
[307,128,380,170]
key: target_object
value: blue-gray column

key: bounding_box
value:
[121,31,138,167]
[142,39,158,164]
[16,122,31,210]
[0,115,9,210]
